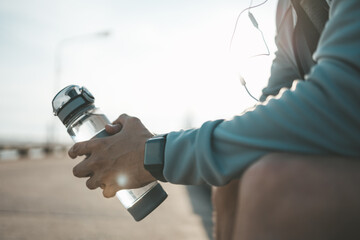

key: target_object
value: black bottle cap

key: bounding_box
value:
[52,85,95,125]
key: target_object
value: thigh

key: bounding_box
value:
[212,179,241,240]
[214,153,360,240]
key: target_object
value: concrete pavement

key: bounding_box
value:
[0,154,208,240]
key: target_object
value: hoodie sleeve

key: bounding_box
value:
[163,0,360,186]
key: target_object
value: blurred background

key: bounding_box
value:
[0,0,276,147]
[0,0,276,239]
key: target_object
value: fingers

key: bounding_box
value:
[87,174,120,196]
[73,158,94,178]
[102,183,120,198]
[74,159,108,191]
[68,141,91,159]
[86,173,102,190]
[105,123,122,135]
[68,139,99,159]
[68,113,151,199]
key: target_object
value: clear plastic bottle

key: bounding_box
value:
[52,85,167,221]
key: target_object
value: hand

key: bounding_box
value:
[68,114,156,198]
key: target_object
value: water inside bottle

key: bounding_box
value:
[68,113,110,142]
[116,182,158,208]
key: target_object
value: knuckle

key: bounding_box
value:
[94,160,107,172]
[130,115,139,121]
[89,138,106,152]
[87,158,97,169]
[91,160,102,171]
[97,139,108,150]
[129,116,141,125]
[119,113,129,121]
[83,141,92,151]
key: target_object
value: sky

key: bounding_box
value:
[0,0,277,144]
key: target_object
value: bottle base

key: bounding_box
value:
[127,183,168,221]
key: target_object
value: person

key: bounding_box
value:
[68,0,360,239]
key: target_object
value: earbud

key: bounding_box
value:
[239,75,247,85]
[239,75,259,102]
[248,12,259,29]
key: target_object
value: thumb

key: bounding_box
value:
[105,123,122,135]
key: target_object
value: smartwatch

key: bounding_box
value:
[144,134,168,182]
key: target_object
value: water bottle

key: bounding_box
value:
[52,85,167,221]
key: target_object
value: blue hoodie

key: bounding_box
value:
[163,0,360,186]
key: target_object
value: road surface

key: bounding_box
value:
[0,154,209,240]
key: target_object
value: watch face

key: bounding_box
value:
[144,136,167,182]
